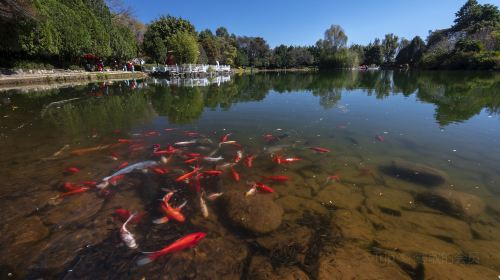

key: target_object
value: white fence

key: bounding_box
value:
[152,64,231,74]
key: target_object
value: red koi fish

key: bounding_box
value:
[164,128,178,132]
[155,191,186,224]
[263,134,277,142]
[175,167,200,182]
[244,155,255,168]
[184,158,198,164]
[118,162,129,169]
[66,167,80,174]
[255,182,274,193]
[118,139,131,144]
[144,131,160,137]
[153,150,172,156]
[328,174,341,182]
[110,152,119,161]
[220,133,231,143]
[109,174,125,186]
[186,153,201,158]
[152,167,168,175]
[263,175,289,182]
[203,170,223,176]
[375,135,385,142]
[63,182,80,191]
[114,208,145,223]
[310,147,331,153]
[184,131,200,137]
[137,232,206,266]
[114,208,131,220]
[231,167,240,182]
[82,181,97,187]
[231,142,243,149]
[161,202,186,223]
[54,186,89,199]
[274,154,282,164]
[194,173,202,193]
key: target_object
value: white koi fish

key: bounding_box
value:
[245,186,257,197]
[174,140,197,146]
[120,213,138,249]
[203,156,224,163]
[200,195,209,218]
[207,192,223,201]
[101,161,158,183]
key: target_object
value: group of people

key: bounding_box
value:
[122,61,135,72]
[83,56,141,72]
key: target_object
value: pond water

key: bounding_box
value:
[0,71,499,279]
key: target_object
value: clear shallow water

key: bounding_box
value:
[0,71,500,279]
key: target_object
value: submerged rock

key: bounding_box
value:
[248,255,310,280]
[416,189,485,219]
[221,191,283,235]
[334,209,374,245]
[314,183,364,210]
[456,240,500,270]
[1,216,49,246]
[43,192,104,225]
[374,229,461,256]
[381,159,448,187]
[153,237,248,280]
[318,245,411,280]
[423,262,498,279]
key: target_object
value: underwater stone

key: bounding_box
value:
[417,189,485,219]
[318,245,411,280]
[221,191,283,235]
[381,159,448,187]
[248,255,310,280]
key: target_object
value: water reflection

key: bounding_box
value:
[3,71,499,136]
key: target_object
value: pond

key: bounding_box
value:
[0,71,499,279]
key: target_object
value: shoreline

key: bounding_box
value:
[0,71,147,91]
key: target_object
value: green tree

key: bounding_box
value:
[319,25,348,51]
[382,33,399,63]
[396,36,426,65]
[145,33,167,64]
[453,0,500,33]
[236,36,270,67]
[143,15,196,61]
[272,45,288,68]
[364,39,384,65]
[170,31,199,64]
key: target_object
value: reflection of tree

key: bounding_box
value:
[20,71,500,129]
[318,89,342,109]
[44,92,155,136]
[148,71,499,125]
[415,71,500,126]
[151,86,204,124]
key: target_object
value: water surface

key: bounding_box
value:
[1,71,499,279]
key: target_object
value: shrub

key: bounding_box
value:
[455,39,484,53]
[69,65,83,71]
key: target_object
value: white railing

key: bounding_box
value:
[152,64,231,74]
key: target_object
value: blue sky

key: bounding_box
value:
[122,0,497,47]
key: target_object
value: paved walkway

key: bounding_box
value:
[0,70,147,88]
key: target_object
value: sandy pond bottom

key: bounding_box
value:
[0,71,499,279]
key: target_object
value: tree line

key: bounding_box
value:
[0,0,498,70]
